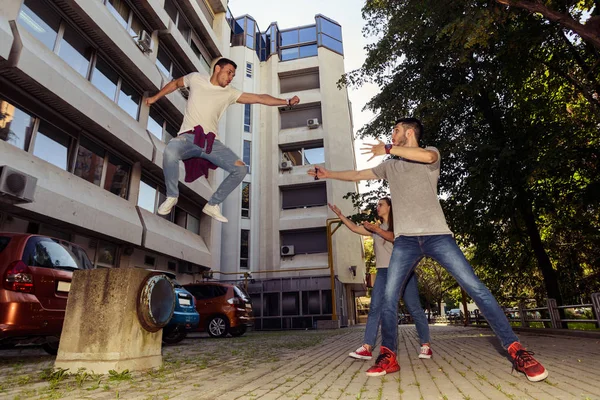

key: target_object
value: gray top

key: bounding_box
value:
[372,222,393,268]
[372,147,452,237]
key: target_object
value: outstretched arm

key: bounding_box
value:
[328,203,371,236]
[308,166,378,182]
[237,93,300,107]
[145,77,185,106]
[361,139,438,164]
[363,222,395,242]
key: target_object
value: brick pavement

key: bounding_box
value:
[0,325,599,400]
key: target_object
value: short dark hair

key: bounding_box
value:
[214,57,237,71]
[395,118,424,142]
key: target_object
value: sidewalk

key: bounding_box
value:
[1,325,599,399]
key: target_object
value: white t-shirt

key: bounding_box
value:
[372,222,393,268]
[178,73,243,138]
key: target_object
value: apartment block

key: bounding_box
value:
[0,0,365,328]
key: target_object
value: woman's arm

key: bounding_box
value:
[328,203,371,236]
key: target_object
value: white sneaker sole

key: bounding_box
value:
[365,371,387,377]
[202,208,228,223]
[349,352,372,360]
[419,354,432,359]
[525,369,549,382]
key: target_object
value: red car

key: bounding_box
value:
[0,233,93,354]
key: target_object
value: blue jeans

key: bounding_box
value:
[163,133,247,204]
[381,235,519,353]
[364,268,430,348]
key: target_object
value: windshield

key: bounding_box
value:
[23,237,92,270]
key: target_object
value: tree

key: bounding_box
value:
[494,0,600,49]
[343,0,600,305]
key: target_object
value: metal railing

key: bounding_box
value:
[447,293,600,330]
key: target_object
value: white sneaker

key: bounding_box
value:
[157,197,178,215]
[202,203,228,223]
[419,345,433,359]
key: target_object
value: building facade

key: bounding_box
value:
[0,0,365,328]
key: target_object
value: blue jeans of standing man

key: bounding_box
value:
[163,133,247,205]
[380,235,519,353]
[364,268,430,348]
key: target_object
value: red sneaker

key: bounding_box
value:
[508,342,549,382]
[365,346,400,377]
[349,345,372,360]
[418,344,433,359]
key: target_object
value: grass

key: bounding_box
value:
[509,321,599,331]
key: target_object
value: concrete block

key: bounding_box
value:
[55,268,163,374]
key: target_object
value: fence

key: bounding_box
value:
[450,292,600,330]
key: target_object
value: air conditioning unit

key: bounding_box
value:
[280,160,293,171]
[0,166,37,204]
[179,86,190,99]
[307,118,320,129]
[136,30,153,54]
[281,245,295,257]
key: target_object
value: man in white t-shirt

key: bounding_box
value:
[146,58,300,222]
[308,118,548,382]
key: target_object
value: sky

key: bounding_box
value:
[228,0,387,193]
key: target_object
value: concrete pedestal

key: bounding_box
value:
[55,268,163,374]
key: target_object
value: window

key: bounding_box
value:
[17,0,60,51]
[144,255,156,267]
[167,261,176,271]
[33,122,71,171]
[281,183,327,209]
[105,0,145,38]
[174,206,201,235]
[282,144,325,166]
[104,154,131,199]
[279,68,320,93]
[241,182,250,218]
[57,25,93,78]
[156,46,185,80]
[22,237,85,269]
[138,179,157,212]
[317,16,343,55]
[279,26,318,61]
[74,136,105,186]
[97,240,117,266]
[280,103,323,130]
[240,229,249,269]
[244,104,252,132]
[246,62,253,78]
[0,99,35,151]
[147,108,178,142]
[91,56,142,119]
[243,140,251,173]
[281,228,327,254]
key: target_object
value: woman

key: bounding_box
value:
[328,198,433,360]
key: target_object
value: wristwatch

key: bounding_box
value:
[384,144,393,154]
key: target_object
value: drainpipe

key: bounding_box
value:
[327,218,342,321]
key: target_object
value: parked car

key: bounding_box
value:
[183,282,253,338]
[149,270,199,345]
[447,308,463,320]
[0,233,93,354]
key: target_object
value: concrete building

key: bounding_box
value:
[0,0,365,328]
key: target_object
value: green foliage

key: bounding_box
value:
[344,0,600,303]
[107,369,132,382]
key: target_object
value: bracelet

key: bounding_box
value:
[286,98,292,106]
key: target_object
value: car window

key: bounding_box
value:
[69,244,94,270]
[0,236,10,253]
[22,237,84,270]
[212,285,227,298]
[234,286,250,301]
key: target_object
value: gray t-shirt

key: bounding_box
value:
[372,147,452,237]
[372,222,393,268]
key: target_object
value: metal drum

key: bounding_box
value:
[137,273,175,332]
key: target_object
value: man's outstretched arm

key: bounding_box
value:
[145,77,185,106]
[308,166,377,182]
[237,93,300,107]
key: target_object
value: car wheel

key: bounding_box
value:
[42,339,59,355]
[162,325,187,345]
[230,326,247,337]
[207,316,229,338]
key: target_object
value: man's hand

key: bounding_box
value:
[362,221,380,232]
[308,166,329,180]
[145,96,157,107]
[361,139,387,162]
[288,96,300,106]
[328,203,342,217]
